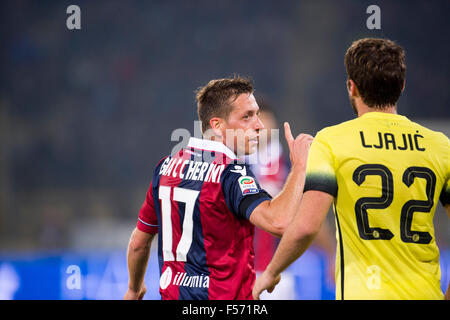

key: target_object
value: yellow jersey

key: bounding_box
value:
[304,112,450,300]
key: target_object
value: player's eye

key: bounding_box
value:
[243,111,255,120]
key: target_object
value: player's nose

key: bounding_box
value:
[254,115,264,132]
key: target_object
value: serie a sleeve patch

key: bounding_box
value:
[238,176,259,195]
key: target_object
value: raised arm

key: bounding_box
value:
[249,122,313,237]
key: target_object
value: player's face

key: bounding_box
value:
[221,93,264,156]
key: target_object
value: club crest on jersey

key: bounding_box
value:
[238,176,259,195]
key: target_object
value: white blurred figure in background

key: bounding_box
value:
[0,263,20,300]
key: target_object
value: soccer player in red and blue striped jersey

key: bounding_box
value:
[124,76,312,300]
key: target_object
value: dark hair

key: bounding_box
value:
[344,38,406,109]
[195,75,254,133]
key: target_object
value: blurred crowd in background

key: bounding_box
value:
[0,0,448,256]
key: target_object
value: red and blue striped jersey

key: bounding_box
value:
[137,137,272,300]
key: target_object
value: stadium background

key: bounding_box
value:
[0,0,448,299]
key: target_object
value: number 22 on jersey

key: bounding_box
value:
[353,164,436,244]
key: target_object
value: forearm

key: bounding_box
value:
[266,191,333,277]
[266,166,306,227]
[127,232,153,291]
[252,191,333,300]
[127,248,150,291]
[266,219,316,277]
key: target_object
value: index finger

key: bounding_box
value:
[284,122,294,145]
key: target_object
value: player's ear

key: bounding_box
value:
[209,117,224,137]
[347,79,360,98]
[401,80,406,92]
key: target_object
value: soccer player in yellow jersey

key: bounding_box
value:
[253,38,450,300]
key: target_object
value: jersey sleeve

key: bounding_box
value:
[136,180,159,234]
[136,157,169,234]
[439,136,450,206]
[221,163,272,220]
[304,129,338,197]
